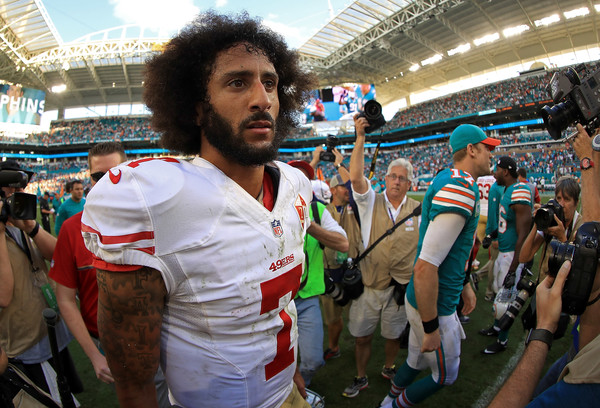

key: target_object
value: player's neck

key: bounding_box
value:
[201,148,265,199]
[453,162,476,179]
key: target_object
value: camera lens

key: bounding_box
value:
[363,100,382,120]
[534,207,555,230]
[541,100,579,140]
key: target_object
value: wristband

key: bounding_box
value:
[28,222,40,238]
[422,317,439,334]
[525,328,553,349]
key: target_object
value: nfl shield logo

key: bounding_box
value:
[271,220,283,237]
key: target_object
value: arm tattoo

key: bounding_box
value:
[97,267,166,391]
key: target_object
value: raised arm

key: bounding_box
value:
[489,260,570,408]
[332,148,350,183]
[349,114,370,194]
[9,218,56,260]
[97,266,167,407]
[573,124,600,221]
[519,224,544,264]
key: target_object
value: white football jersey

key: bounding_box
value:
[82,157,312,408]
[476,175,497,217]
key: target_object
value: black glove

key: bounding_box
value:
[503,271,516,289]
[482,230,498,249]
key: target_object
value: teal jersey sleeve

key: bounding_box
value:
[429,169,478,220]
[510,182,533,207]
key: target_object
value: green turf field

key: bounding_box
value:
[62,192,572,407]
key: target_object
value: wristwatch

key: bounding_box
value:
[335,163,342,170]
[525,328,553,349]
[580,157,594,170]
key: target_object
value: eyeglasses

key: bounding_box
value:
[386,174,409,182]
[90,171,106,182]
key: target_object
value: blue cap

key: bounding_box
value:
[449,124,500,153]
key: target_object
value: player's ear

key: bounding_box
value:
[195,101,207,126]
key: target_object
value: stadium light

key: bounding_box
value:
[474,33,500,47]
[51,84,67,93]
[421,54,442,66]
[564,7,589,19]
[448,43,471,56]
[409,64,420,72]
[534,14,560,27]
[503,24,530,38]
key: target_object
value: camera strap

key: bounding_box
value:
[353,203,422,266]
[367,142,381,180]
[4,228,59,312]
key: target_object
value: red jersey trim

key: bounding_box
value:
[82,222,155,245]
[92,256,142,272]
[263,170,275,211]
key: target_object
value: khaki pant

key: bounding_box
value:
[280,383,311,408]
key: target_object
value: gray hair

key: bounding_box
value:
[386,158,414,181]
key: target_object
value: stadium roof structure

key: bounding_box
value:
[0,0,599,112]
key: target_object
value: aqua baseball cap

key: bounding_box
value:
[449,124,501,153]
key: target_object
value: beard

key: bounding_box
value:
[202,106,287,166]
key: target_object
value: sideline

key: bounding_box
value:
[471,334,526,408]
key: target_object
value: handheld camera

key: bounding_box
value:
[534,199,565,231]
[319,135,338,162]
[357,100,386,134]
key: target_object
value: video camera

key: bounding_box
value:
[534,198,565,231]
[319,135,338,162]
[540,65,600,140]
[323,258,364,306]
[0,170,37,223]
[356,100,386,134]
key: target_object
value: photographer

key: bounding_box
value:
[489,124,600,407]
[519,176,582,282]
[0,160,82,403]
[342,113,421,398]
[319,148,362,361]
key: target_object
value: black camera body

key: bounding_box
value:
[534,198,565,231]
[356,100,386,134]
[319,135,338,162]
[541,65,600,139]
[547,221,600,316]
[0,170,37,223]
[324,259,364,306]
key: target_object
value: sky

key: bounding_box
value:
[44,0,353,49]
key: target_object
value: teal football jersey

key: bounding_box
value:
[498,182,532,252]
[406,168,480,316]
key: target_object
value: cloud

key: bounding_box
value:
[109,0,200,36]
[262,19,306,49]
[215,0,228,7]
